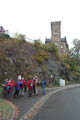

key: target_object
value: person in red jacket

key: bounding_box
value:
[22,78,27,88]
[28,79,33,97]
[6,81,13,96]
[11,80,15,94]
[23,78,27,92]
[11,80,15,87]
[1,79,8,97]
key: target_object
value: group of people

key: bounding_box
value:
[1,76,46,99]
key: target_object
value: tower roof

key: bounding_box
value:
[61,37,68,48]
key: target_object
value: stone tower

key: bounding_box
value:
[45,21,69,56]
[51,21,61,55]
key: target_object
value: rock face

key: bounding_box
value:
[0,39,71,84]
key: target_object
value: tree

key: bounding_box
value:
[70,39,80,66]
[0,34,10,38]
[14,33,26,41]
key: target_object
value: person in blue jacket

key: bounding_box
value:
[41,79,46,95]
[13,81,23,98]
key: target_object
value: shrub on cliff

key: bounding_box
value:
[45,43,58,53]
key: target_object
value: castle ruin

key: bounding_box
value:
[45,21,69,56]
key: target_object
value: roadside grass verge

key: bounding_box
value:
[0,99,14,120]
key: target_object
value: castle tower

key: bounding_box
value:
[51,21,61,55]
[45,21,69,56]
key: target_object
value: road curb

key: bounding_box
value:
[20,84,80,120]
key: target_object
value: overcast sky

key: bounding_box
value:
[0,0,80,48]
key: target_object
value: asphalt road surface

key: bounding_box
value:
[33,87,80,120]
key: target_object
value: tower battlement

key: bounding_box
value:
[51,21,61,25]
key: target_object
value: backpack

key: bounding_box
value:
[6,85,10,90]
[20,83,23,87]
[30,81,32,87]
[28,80,33,88]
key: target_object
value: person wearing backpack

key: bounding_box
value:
[13,82,19,99]
[13,81,23,98]
[1,79,8,97]
[41,79,46,95]
[19,79,24,97]
[28,79,33,97]
[22,77,27,93]
[6,81,13,97]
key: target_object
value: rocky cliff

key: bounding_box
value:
[0,38,71,84]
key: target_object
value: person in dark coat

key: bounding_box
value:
[32,78,36,95]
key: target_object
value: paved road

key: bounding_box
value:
[33,87,80,120]
[3,88,58,120]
